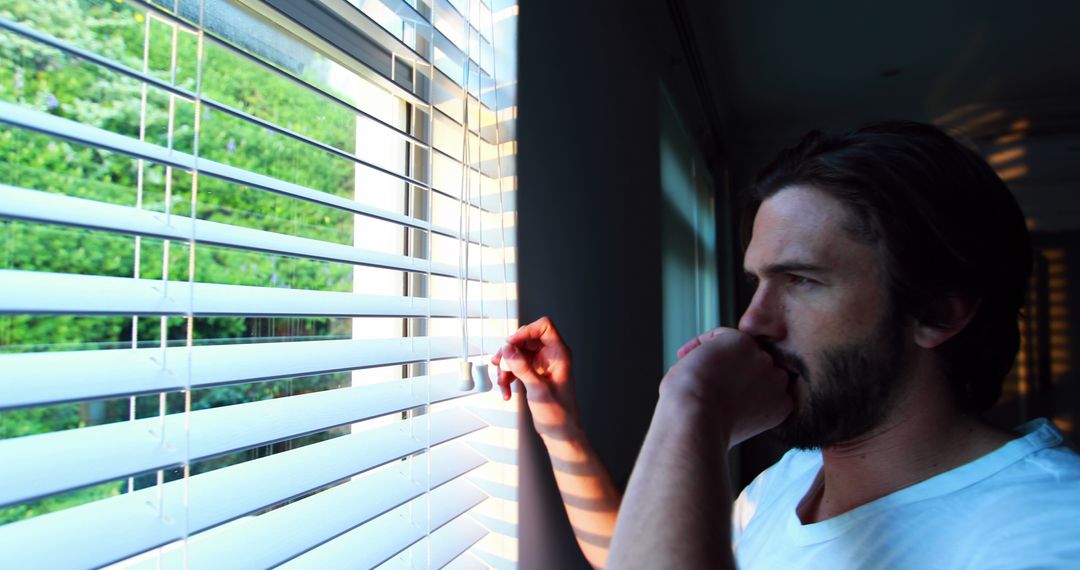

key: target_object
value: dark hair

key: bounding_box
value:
[744,121,1032,411]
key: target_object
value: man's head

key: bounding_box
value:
[738,121,1032,449]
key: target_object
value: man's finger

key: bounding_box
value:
[506,316,561,347]
[498,371,512,401]
[502,345,545,388]
[494,344,517,371]
[676,338,701,359]
[495,367,514,401]
[676,328,727,359]
[491,344,542,399]
[696,328,727,344]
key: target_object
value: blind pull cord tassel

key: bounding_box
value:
[473,362,493,393]
[458,359,475,392]
[458,361,494,392]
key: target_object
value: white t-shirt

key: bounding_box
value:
[732,419,1080,569]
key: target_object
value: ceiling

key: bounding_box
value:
[674,0,1080,231]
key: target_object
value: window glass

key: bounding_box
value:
[1,0,518,564]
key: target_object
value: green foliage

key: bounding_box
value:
[0,480,125,525]
[0,0,389,523]
[0,402,81,439]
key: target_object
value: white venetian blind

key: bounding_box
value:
[0,0,520,568]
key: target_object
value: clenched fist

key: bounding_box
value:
[663,328,794,449]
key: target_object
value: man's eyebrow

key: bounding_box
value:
[744,262,830,277]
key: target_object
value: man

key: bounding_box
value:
[492,121,1080,568]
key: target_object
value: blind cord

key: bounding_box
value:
[128,4,153,497]
[458,2,476,392]
[489,2,512,348]
[472,0,487,392]
[181,1,208,565]
[422,43,436,570]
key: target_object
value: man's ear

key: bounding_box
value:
[913,296,981,349]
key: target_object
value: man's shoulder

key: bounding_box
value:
[972,440,1080,508]
[986,422,1080,492]
[950,436,1080,549]
[962,445,1080,569]
[956,420,1080,501]
[1022,439,1080,479]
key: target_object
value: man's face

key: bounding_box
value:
[739,186,907,449]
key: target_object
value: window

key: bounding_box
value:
[0,0,519,567]
[660,85,719,371]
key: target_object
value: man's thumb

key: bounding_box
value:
[503,346,543,387]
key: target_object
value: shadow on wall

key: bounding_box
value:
[935,105,1079,446]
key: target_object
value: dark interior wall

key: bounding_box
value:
[515,1,1080,564]
[516,1,664,568]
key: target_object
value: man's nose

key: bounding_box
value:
[737,286,786,341]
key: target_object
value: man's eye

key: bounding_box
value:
[788,274,816,287]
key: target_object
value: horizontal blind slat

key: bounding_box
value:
[431,72,507,147]
[0,336,503,410]
[0,376,479,507]
[1,2,518,568]
[0,416,486,570]
[0,270,514,318]
[280,476,488,569]
[0,182,188,240]
[148,470,487,570]
[1,9,434,159]
[442,552,488,570]
[0,15,186,101]
[427,517,491,569]
[0,185,511,280]
[0,102,507,226]
[378,516,490,570]
[0,12,433,190]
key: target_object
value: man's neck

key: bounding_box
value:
[799,379,1014,524]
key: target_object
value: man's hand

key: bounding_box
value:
[491,316,580,437]
[608,329,792,569]
[662,328,794,449]
[492,317,620,569]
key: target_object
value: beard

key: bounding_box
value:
[762,311,905,450]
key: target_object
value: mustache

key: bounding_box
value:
[754,337,809,378]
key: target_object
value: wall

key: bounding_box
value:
[516,0,665,568]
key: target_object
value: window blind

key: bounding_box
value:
[0,0,519,568]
